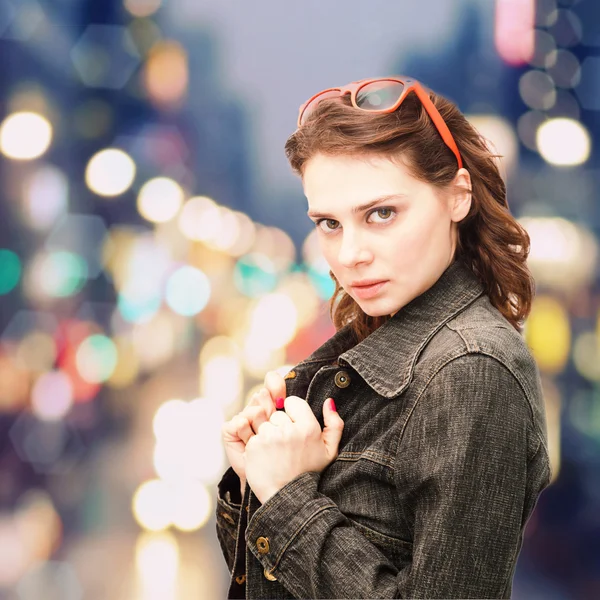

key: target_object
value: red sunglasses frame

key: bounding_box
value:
[297,76,463,170]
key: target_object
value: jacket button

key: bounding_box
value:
[263,567,278,581]
[235,574,246,585]
[256,536,270,554]
[284,370,296,380]
[334,370,351,388]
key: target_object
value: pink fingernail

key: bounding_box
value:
[329,398,336,411]
[276,397,285,409]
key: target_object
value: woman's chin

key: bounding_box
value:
[356,302,391,318]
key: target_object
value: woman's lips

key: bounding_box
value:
[351,280,388,299]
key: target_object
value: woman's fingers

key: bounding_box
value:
[268,410,292,427]
[229,414,255,445]
[228,374,289,447]
[264,370,287,405]
[256,387,277,418]
[240,404,270,437]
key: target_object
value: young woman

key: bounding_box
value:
[216,76,552,599]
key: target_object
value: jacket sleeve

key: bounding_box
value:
[215,466,244,573]
[244,353,545,599]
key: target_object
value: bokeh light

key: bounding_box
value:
[75,334,118,384]
[572,332,600,382]
[247,293,298,351]
[31,371,74,421]
[536,118,591,166]
[118,288,162,324]
[106,336,140,388]
[25,251,88,300]
[0,111,52,160]
[165,266,211,317]
[132,479,174,532]
[519,70,556,111]
[153,423,223,483]
[144,41,189,108]
[131,311,180,372]
[22,166,68,230]
[524,296,571,374]
[521,217,598,291]
[125,0,162,18]
[137,177,184,223]
[494,0,535,66]
[200,353,243,408]
[178,195,219,242]
[467,114,518,176]
[152,399,188,444]
[233,253,278,297]
[306,256,336,300]
[135,531,179,598]
[15,331,56,373]
[85,148,136,197]
[0,249,21,295]
[252,226,296,272]
[45,214,108,279]
[276,272,321,329]
[171,481,211,532]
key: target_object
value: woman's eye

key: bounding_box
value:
[368,208,395,222]
[315,208,396,233]
[316,219,340,232]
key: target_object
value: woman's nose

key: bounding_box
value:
[338,232,371,267]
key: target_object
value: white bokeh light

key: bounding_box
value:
[536,118,591,166]
[0,112,52,160]
[132,479,173,532]
[23,166,68,230]
[86,148,136,197]
[137,177,184,223]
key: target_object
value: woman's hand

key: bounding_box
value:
[245,396,344,505]
[221,371,288,488]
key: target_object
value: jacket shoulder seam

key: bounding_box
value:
[398,352,534,449]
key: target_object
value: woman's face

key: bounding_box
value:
[303,153,471,318]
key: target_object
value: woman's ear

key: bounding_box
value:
[449,168,472,223]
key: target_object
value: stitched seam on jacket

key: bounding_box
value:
[345,289,484,398]
[347,516,413,549]
[336,450,395,468]
[453,327,479,352]
[244,473,321,534]
[270,504,338,571]
[296,354,339,367]
[394,352,534,460]
[529,433,552,486]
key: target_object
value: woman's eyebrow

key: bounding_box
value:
[307,193,407,219]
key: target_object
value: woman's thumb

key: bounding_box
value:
[322,398,344,457]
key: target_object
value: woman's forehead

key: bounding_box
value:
[303,154,422,203]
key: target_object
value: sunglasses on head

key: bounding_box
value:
[297,76,463,170]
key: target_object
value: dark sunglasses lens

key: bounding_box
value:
[300,90,341,125]
[356,81,405,111]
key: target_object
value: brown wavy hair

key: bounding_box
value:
[284,87,534,341]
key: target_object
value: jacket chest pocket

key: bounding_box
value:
[320,450,413,568]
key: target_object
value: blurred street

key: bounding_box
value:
[0,0,599,598]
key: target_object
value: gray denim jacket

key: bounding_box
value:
[216,259,552,599]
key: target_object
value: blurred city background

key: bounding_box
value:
[0,0,598,598]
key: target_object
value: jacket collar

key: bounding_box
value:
[298,259,485,398]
